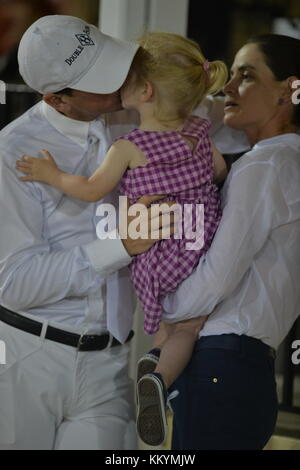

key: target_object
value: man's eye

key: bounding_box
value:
[241,74,252,80]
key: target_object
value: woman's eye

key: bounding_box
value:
[241,74,252,80]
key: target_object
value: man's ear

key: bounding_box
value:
[141,80,154,102]
[43,93,71,114]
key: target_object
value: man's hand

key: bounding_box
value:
[121,194,178,256]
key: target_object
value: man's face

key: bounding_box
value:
[46,89,123,121]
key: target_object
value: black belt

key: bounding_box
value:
[196,333,276,359]
[0,305,134,351]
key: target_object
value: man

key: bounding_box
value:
[0,15,170,450]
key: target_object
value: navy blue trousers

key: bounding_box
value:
[171,334,278,450]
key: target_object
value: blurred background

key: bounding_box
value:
[1,0,300,85]
[0,0,99,84]
[0,0,299,450]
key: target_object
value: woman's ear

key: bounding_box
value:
[43,93,72,114]
[140,80,154,102]
[290,76,300,106]
[278,76,299,104]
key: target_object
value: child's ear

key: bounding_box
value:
[141,80,154,102]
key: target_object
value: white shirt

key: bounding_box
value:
[0,100,137,336]
[163,133,300,350]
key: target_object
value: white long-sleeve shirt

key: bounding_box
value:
[163,133,300,350]
[0,100,137,335]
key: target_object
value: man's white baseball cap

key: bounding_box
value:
[18,15,139,94]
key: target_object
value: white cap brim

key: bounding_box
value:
[70,35,139,94]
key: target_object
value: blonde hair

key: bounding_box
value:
[129,31,228,122]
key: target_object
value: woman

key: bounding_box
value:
[163,34,300,450]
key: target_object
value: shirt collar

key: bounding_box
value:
[253,133,300,150]
[41,101,90,149]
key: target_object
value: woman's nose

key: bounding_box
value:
[223,77,235,95]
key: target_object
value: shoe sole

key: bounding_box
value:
[136,375,167,447]
[137,356,158,383]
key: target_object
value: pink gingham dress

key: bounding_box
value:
[119,115,221,334]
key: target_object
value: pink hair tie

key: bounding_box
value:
[203,60,210,73]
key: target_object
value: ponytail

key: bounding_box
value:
[205,60,228,96]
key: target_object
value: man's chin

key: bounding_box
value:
[108,100,124,113]
[93,103,123,117]
[115,103,125,112]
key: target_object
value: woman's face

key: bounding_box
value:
[223,43,285,140]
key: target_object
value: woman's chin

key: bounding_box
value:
[224,113,242,129]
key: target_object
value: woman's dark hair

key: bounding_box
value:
[247,34,300,126]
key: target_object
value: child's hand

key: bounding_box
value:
[16,150,60,184]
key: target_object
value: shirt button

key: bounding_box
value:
[213,377,218,383]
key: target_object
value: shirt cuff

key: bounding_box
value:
[83,229,132,277]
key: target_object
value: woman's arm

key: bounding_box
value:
[212,143,228,182]
[16,139,132,202]
[163,156,287,321]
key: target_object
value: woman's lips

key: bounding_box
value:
[224,102,239,112]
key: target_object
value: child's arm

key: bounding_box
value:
[212,143,228,183]
[16,140,132,202]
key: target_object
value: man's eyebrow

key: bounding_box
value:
[230,65,257,75]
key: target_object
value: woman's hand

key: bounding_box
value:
[16,150,61,184]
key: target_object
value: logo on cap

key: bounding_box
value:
[75,33,95,47]
[65,25,95,67]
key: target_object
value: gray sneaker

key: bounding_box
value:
[136,351,159,383]
[136,372,168,447]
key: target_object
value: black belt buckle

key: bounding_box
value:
[77,332,113,351]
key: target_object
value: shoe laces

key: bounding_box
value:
[166,389,179,412]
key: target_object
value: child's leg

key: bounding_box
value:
[152,320,173,350]
[154,315,208,388]
[136,321,172,382]
[136,317,207,446]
